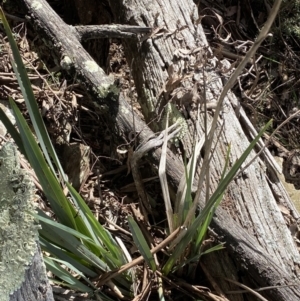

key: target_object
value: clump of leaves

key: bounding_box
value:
[0,8,131,300]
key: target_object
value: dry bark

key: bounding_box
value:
[63,0,112,69]
[74,24,152,41]
[9,245,54,301]
[6,0,300,300]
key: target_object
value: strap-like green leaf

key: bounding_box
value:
[128,216,156,271]
[44,257,94,293]
[40,237,97,277]
[0,8,67,181]
[67,183,126,267]
[9,99,76,228]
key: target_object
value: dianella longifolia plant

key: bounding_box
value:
[156,104,271,276]
[153,0,279,275]
[0,9,132,300]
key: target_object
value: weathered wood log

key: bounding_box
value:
[63,0,112,69]
[0,143,54,301]
[109,1,300,299]
[9,245,54,301]
[8,0,300,300]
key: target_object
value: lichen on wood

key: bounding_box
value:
[0,143,40,300]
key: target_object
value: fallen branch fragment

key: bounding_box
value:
[73,24,152,41]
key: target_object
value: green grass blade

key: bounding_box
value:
[34,211,97,246]
[48,277,115,301]
[39,218,111,272]
[0,8,66,180]
[85,213,125,268]
[67,183,126,266]
[193,212,212,253]
[175,144,196,225]
[200,244,225,256]
[192,146,231,251]
[202,121,272,213]
[9,98,76,228]
[50,257,97,289]
[220,143,231,182]
[40,237,97,277]
[44,257,94,293]
[66,183,107,244]
[128,216,156,271]
[172,254,201,273]
[36,210,113,271]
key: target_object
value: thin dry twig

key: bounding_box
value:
[223,277,268,301]
[235,108,300,179]
[95,227,181,286]
[200,262,230,301]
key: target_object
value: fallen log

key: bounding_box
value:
[0,142,54,301]
[6,0,300,300]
